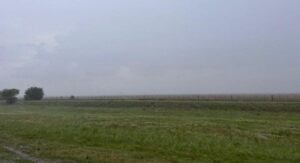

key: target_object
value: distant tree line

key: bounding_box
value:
[0,87,44,104]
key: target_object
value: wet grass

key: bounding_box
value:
[0,101,299,162]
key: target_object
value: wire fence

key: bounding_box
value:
[43,94,300,102]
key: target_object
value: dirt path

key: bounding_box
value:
[4,146,46,163]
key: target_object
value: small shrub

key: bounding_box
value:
[70,95,75,100]
[6,97,18,104]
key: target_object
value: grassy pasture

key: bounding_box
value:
[0,100,299,162]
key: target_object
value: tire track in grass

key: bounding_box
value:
[4,146,45,163]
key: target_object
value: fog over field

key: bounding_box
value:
[0,0,299,96]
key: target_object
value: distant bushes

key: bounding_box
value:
[0,89,20,104]
[0,86,44,105]
[24,87,44,101]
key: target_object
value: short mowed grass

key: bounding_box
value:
[0,100,299,162]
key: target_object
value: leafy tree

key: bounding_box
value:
[24,87,44,101]
[1,89,20,104]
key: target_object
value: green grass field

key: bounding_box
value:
[0,100,299,162]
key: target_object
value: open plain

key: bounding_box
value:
[0,100,299,162]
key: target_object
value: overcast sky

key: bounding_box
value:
[0,0,299,96]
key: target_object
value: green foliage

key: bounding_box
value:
[24,87,44,101]
[0,89,19,104]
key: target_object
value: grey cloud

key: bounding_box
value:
[0,0,300,96]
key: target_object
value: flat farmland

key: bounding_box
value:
[0,100,299,162]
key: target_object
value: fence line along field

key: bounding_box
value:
[45,94,300,102]
[0,99,299,162]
